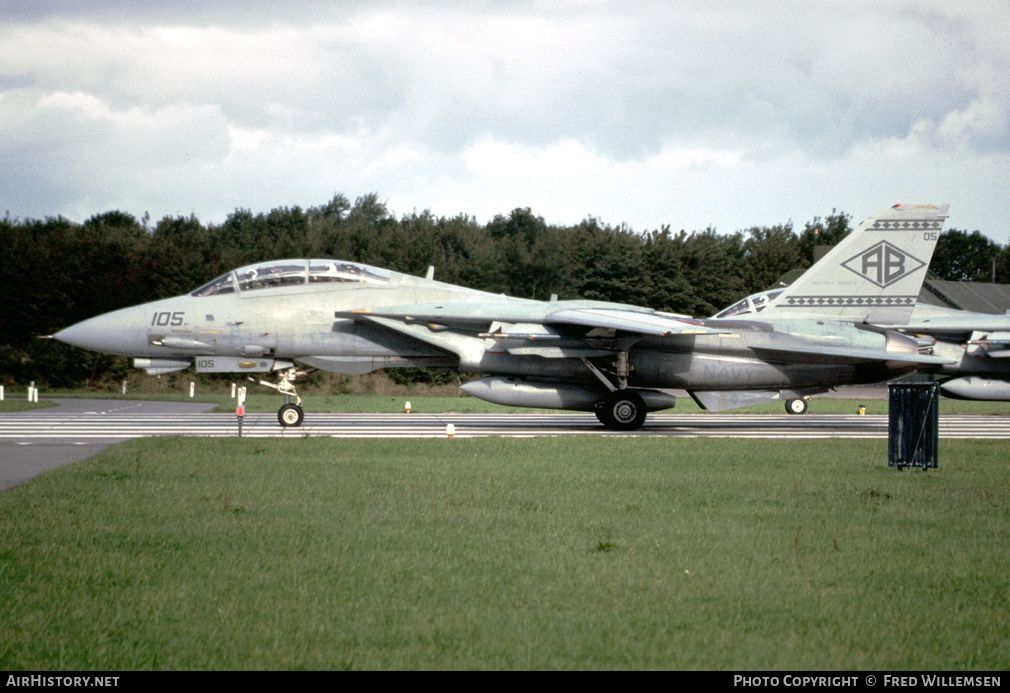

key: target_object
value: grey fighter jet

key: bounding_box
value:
[722,212,1010,405]
[881,304,1010,401]
[53,203,950,429]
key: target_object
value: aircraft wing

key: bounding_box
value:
[341,301,541,326]
[542,308,724,336]
[340,302,729,336]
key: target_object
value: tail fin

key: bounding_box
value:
[763,203,949,324]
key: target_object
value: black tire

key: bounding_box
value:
[595,390,647,431]
[785,398,808,415]
[278,403,305,427]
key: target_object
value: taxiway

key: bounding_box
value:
[4,398,1010,489]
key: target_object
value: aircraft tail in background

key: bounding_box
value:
[763,203,949,324]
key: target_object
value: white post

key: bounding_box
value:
[231,383,237,399]
[189,382,195,398]
[122,380,128,395]
[1,385,5,401]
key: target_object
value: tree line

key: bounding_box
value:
[2,193,1007,387]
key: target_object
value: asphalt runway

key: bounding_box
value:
[0,399,217,491]
[4,397,1010,490]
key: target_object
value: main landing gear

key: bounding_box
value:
[582,352,648,431]
[250,366,311,427]
[594,390,647,431]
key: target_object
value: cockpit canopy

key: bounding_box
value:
[713,289,783,319]
[192,259,392,297]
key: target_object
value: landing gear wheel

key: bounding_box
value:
[786,398,808,415]
[278,403,305,427]
[595,390,648,431]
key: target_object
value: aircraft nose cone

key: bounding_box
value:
[54,306,148,355]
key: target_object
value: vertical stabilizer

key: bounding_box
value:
[763,203,949,324]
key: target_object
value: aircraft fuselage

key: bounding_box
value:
[56,270,915,392]
[52,202,952,427]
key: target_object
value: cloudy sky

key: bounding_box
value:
[2,1,1008,241]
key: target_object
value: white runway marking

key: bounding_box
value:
[4,411,1010,440]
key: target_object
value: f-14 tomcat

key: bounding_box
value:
[53,203,950,430]
[879,303,1010,402]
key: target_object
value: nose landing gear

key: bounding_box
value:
[278,402,305,427]
[249,366,312,427]
[785,397,809,415]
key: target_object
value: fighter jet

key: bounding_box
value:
[722,216,1010,405]
[53,203,950,429]
[881,304,1010,401]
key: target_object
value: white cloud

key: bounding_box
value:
[0,1,1008,242]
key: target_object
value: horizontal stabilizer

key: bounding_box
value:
[900,316,1010,333]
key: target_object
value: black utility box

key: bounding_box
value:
[888,382,939,469]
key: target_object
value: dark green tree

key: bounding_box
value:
[144,215,215,296]
[676,228,745,316]
[739,223,802,294]
[568,218,653,306]
[930,229,1004,282]
[642,227,695,314]
[797,210,851,265]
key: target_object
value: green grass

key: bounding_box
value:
[1,437,1008,670]
[0,400,57,413]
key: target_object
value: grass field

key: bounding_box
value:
[0,400,57,413]
[1,435,1008,670]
